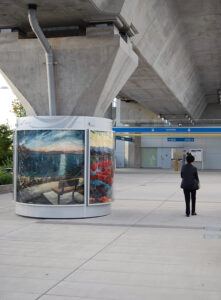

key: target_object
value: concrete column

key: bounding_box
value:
[127,141,135,168]
[0,27,138,117]
[134,136,141,168]
[104,104,113,120]
[124,136,141,168]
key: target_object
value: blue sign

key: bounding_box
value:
[116,136,133,142]
[113,127,221,133]
[167,138,194,142]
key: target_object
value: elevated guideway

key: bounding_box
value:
[0,0,220,121]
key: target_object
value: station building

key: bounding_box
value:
[113,99,221,170]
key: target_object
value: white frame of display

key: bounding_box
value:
[13,131,18,203]
[14,116,112,218]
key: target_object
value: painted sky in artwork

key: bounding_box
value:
[18,130,84,152]
[90,131,114,150]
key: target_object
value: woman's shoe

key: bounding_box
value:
[186,214,190,217]
[192,212,197,215]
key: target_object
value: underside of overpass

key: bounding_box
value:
[0,0,221,124]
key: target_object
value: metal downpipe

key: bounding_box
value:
[28,4,56,116]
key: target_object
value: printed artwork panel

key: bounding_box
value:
[90,131,114,204]
[17,130,84,205]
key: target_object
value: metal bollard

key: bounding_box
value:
[174,159,178,171]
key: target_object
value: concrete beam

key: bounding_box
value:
[0,0,215,119]
[120,0,207,119]
[119,100,164,125]
[201,104,221,119]
[0,28,138,116]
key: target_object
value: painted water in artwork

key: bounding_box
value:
[90,131,114,204]
[17,130,84,205]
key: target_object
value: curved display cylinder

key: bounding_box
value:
[14,116,114,218]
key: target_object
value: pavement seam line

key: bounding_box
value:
[128,188,180,227]
[0,220,38,238]
[35,227,133,299]
[35,184,182,299]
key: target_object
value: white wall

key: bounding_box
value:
[141,136,221,170]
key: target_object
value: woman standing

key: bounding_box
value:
[181,153,200,217]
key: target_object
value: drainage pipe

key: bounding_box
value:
[28,4,56,115]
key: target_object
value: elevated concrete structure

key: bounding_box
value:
[0,0,220,121]
[119,100,165,126]
[0,28,137,116]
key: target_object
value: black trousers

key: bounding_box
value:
[183,189,196,215]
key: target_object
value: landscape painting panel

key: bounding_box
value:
[90,131,114,204]
[17,130,84,205]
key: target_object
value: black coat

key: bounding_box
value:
[181,164,199,190]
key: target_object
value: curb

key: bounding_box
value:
[0,184,13,194]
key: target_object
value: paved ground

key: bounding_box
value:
[0,168,221,300]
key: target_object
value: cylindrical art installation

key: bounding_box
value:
[14,116,114,218]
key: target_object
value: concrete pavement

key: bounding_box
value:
[0,168,221,300]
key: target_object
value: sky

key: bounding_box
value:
[18,130,84,152]
[90,130,114,149]
[0,73,17,128]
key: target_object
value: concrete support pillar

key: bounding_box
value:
[0,26,138,219]
[0,27,138,117]
[134,136,141,168]
[104,104,113,120]
[124,136,141,168]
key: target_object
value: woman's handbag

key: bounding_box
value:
[194,179,200,190]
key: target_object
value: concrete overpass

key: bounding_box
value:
[0,0,220,125]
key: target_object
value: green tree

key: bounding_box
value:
[0,124,13,165]
[11,99,26,117]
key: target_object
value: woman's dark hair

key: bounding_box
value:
[186,153,195,164]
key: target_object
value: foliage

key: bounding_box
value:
[0,166,12,185]
[0,159,13,185]
[0,124,13,165]
[1,157,13,169]
[11,99,26,117]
